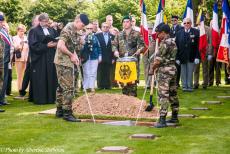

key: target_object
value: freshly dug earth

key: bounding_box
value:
[72,93,158,119]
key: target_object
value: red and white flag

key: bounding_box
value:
[152,0,164,36]
[197,13,208,61]
[140,0,149,46]
[211,2,220,53]
[217,0,230,63]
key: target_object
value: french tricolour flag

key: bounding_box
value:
[183,0,194,27]
[198,13,208,61]
[140,0,149,46]
[217,0,230,63]
[212,2,220,52]
[152,0,164,35]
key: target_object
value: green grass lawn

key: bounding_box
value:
[0,85,230,154]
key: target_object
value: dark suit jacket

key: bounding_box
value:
[95,32,115,64]
[176,28,200,64]
[170,24,183,38]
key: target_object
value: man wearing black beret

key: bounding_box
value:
[54,13,89,122]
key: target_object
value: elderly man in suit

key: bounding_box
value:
[175,18,200,92]
[194,22,212,89]
[170,15,183,88]
[96,22,115,89]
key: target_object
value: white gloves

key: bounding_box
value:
[207,55,212,61]
[194,58,200,64]
[114,51,119,58]
[176,60,180,65]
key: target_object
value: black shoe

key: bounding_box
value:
[193,85,199,89]
[63,110,81,122]
[0,109,5,112]
[166,111,179,123]
[155,116,167,128]
[0,101,10,105]
[203,86,207,89]
[19,90,26,97]
[56,107,63,118]
[208,82,213,87]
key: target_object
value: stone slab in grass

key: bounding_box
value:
[217,96,230,99]
[13,96,28,100]
[102,120,134,126]
[100,146,129,153]
[191,107,210,110]
[131,134,155,139]
[166,123,179,127]
[38,108,56,115]
[178,114,197,118]
[201,101,222,105]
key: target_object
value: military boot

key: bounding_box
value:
[166,111,179,123]
[55,107,63,118]
[63,110,81,122]
[154,116,167,128]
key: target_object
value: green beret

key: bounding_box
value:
[122,15,132,22]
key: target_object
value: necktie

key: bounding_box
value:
[104,33,108,45]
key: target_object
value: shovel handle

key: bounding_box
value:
[150,75,155,95]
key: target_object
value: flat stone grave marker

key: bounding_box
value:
[38,108,56,115]
[166,123,179,127]
[130,134,156,139]
[191,107,210,110]
[14,96,28,100]
[100,146,130,153]
[178,114,196,118]
[217,96,230,99]
[102,120,135,126]
[201,101,222,105]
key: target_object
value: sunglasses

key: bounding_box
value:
[184,22,191,25]
[171,19,177,21]
[86,28,93,30]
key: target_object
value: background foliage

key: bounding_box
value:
[0,0,228,33]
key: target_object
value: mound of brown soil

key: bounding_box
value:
[72,93,158,119]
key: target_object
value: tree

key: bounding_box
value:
[0,0,24,23]
[23,0,89,26]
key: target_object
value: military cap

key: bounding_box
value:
[122,15,132,22]
[155,22,165,32]
[0,15,5,21]
[80,14,89,25]
[158,24,170,34]
[171,15,179,19]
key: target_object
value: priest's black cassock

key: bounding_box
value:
[29,25,58,104]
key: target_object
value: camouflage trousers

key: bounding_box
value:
[55,65,78,110]
[122,83,137,97]
[157,72,179,116]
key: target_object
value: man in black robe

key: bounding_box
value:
[29,13,58,104]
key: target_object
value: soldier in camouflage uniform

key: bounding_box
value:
[0,36,5,112]
[149,23,179,128]
[112,15,145,97]
[54,14,89,122]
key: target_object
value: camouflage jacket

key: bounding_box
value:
[154,36,177,75]
[54,22,84,68]
[112,28,145,57]
[0,36,4,69]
